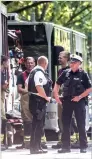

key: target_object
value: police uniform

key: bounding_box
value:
[28,65,52,153]
[56,55,92,152]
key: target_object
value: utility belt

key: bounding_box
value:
[61,95,86,102]
[29,92,47,120]
[29,92,47,103]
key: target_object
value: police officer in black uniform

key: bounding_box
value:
[28,56,52,154]
[53,54,92,153]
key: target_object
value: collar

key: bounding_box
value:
[33,65,45,72]
[70,69,80,74]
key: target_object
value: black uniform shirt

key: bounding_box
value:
[16,71,29,88]
[56,69,92,89]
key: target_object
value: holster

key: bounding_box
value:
[36,109,45,120]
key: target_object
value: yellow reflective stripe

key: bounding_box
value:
[0,134,4,142]
[24,136,30,139]
[24,136,30,141]
[41,135,47,142]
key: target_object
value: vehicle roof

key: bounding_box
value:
[8,20,86,38]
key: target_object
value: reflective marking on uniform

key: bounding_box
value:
[24,136,30,141]
[0,134,4,142]
[41,135,47,142]
[74,78,79,80]
[39,78,43,83]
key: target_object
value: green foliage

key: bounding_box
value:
[3,1,92,35]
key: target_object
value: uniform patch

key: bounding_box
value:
[39,78,43,83]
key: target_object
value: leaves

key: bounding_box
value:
[3,1,91,34]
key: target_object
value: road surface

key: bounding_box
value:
[1,141,92,159]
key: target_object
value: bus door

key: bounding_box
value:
[53,27,71,83]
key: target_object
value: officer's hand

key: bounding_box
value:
[71,96,80,102]
[46,97,51,102]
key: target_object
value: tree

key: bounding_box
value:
[3,1,91,33]
[3,1,91,47]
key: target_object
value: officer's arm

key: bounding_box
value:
[36,85,50,102]
[53,83,62,104]
[72,72,92,102]
[78,88,92,100]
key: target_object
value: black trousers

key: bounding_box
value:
[61,98,87,149]
[29,95,46,150]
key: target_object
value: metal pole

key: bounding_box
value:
[45,23,53,79]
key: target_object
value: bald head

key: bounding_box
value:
[37,56,48,70]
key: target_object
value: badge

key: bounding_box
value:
[39,78,43,83]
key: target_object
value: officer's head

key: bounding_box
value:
[37,56,48,70]
[1,55,9,68]
[58,51,70,66]
[25,57,35,72]
[69,54,83,71]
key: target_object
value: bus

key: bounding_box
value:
[7,13,92,138]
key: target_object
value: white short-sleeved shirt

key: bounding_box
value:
[33,66,47,86]
[25,66,47,87]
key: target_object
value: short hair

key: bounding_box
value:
[37,56,48,65]
[25,57,35,63]
[1,55,8,65]
[59,51,70,61]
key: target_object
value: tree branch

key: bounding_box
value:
[65,4,91,26]
[2,1,12,5]
[39,3,49,21]
[65,11,91,27]
[9,1,51,13]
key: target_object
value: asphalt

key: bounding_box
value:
[1,141,92,159]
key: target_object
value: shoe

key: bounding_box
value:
[16,144,25,149]
[1,145,8,151]
[30,149,48,154]
[80,149,87,153]
[41,143,47,149]
[58,148,71,153]
[52,142,61,149]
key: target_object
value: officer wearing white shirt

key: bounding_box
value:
[28,56,52,154]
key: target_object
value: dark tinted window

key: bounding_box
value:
[8,24,47,45]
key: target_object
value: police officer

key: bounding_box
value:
[53,54,92,153]
[28,56,52,154]
[1,55,9,150]
[16,57,35,149]
[52,51,78,149]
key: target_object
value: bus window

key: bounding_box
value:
[8,24,48,60]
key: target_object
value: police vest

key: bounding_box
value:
[28,69,52,97]
[62,69,85,98]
